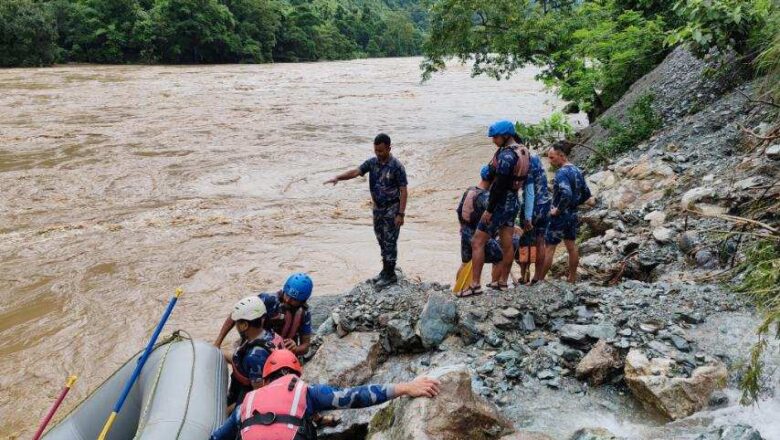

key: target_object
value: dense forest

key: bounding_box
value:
[0,0,427,66]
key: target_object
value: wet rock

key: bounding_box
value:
[304,332,384,387]
[639,320,664,334]
[495,350,521,364]
[457,317,483,345]
[679,231,700,254]
[317,316,336,337]
[416,293,458,349]
[537,369,556,380]
[485,331,503,348]
[477,361,496,375]
[766,143,780,160]
[560,323,617,346]
[695,424,764,440]
[695,249,719,269]
[708,390,729,407]
[493,313,516,331]
[319,407,376,440]
[386,318,422,352]
[670,335,691,352]
[675,311,705,324]
[500,432,555,440]
[575,340,623,386]
[624,349,727,420]
[569,427,621,440]
[652,227,674,243]
[367,365,514,440]
[522,312,537,331]
[681,186,717,210]
[644,211,667,227]
[501,307,522,319]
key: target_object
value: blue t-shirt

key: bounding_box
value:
[210,382,394,440]
[552,164,591,214]
[359,156,408,206]
[258,292,313,337]
[487,146,535,220]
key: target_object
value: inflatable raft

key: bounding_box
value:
[43,335,227,440]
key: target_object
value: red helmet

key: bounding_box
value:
[262,349,302,379]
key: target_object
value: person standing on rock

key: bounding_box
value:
[209,349,441,440]
[540,140,592,283]
[463,120,534,296]
[456,165,505,293]
[324,133,408,289]
[515,134,552,285]
[214,273,314,357]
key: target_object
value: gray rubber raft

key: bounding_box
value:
[43,337,227,440]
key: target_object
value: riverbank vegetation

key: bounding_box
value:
[0,0,426,66]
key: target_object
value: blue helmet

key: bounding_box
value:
[480,165,491,181]
[488,120,516,137]
[283,273,313,302]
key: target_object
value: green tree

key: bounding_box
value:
[223,0,281,62]
[0,0,59,67]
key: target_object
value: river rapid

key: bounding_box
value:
[0,58,580,437]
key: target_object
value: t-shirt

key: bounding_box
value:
[232,331,277,384]
[552,164,591,214]
[359,156,408,206]
[258,292,313,337]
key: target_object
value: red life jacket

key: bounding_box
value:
[231,333,285,387]
[239,374,316,440]
[490,143,531,191]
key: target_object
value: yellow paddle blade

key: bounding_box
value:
[453,261,473,294]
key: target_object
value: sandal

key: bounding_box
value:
[456,285,483,298]
[486,282,509,291]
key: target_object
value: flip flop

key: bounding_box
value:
[455,285,483,298]
[486,282,508,291]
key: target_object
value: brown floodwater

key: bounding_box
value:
[0,58,582,437]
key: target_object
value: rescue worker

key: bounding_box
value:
[214,273,314,357]
[324,133,408,289]
[539,141,592,283]
[463,120,535,296]
[225,296,283,407]
[455,165,504,294]
[517,134,552,285]
[209,349,441,440]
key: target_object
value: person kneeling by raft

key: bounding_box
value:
[210,349,441,440]
[215,273,314,357]
[226,296,283,407]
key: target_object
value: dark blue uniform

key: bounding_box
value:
[211,383,394,440]
[456,187,502,264]
[528,155,551,238]
[479,145,534,236]
[546,164,591,245]
[359,156,408,264]
[259,292,313,337]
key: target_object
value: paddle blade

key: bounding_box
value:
[453,261,473,293]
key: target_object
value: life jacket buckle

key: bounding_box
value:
[255,411,277,425]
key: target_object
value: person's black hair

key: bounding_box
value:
[247,317,265,328]
[374,133,391,146]
[550,140,575,156]
[266,367,300,383]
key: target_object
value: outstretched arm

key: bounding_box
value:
[324,168,361,185]
[307,376,440,412]
[213,316,235,347]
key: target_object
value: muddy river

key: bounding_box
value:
[0,58,581,437]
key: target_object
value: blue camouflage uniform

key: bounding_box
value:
[480,145,535,236]
[359,156,408,264]
[259,292,313,340]
[227,330,278,405]
[211,382,394,440]
[527,155,551,238]
[456,187,503,264]
[546,164,591,245]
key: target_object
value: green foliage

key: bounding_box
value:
[515,112,574,148]
[754,11,780,101]
[665,0,774,58]
[587,94,661,167]
[422,0,671,121]
[0,0,59,67]
[735,239,780,405]
[0,0,427,66]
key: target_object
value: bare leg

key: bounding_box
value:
[563,239,579,283]
[470,230,490,287]
[540,243,558,280]
[497,226,514,285]
[491,263,501,283]
[533,235,546,282]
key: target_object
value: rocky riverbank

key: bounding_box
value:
[303,46,779,440]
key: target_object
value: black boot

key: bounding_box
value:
[375,261,398,289]
[370,261,388,284]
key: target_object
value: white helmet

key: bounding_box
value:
[231,296,267,322]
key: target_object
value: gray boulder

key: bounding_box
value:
[304,332,384,387]
[416,293,459,349]
[695,424,764,440]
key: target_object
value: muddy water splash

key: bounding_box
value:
[0,58,580,437]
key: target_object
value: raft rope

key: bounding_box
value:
[132,330,196,440]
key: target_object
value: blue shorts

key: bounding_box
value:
[461,227,503,264]
[545,212,578,245]
[477,194,520,237]
[533,203,551,238]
